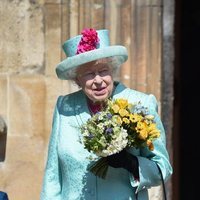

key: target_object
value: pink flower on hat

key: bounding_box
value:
[76,28,99,54]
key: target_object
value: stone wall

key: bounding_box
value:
[0,75,67,200]
[0,1,70,199]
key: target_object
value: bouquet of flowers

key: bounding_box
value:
[80,98,160,179]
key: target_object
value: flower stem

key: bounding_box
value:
[88,157,109,179]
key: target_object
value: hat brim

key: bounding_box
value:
[56,45,128,80]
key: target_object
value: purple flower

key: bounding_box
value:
[105,127,113,134]
[107,113,112,119]
[87,133,94,139]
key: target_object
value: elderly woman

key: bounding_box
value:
[40,28,172,200]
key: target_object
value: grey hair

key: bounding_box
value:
[65,67,78,80]
[67,56,123,80]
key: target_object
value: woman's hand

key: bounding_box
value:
[107,150,139,180]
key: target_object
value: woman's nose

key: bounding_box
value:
[93,73,103,83]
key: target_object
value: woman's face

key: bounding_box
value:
[75,59,114,103]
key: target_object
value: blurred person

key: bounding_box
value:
[0,191,9,200]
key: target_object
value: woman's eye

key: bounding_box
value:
[83,72,94,78]
[100,69,109,75]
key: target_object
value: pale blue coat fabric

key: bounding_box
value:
[40,82,173,200]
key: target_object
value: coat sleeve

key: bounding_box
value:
[40,96,63,200]
[130,94,173,193]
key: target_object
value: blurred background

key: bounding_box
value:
[0,0,199,199]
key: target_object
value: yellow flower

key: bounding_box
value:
[112,104,120,113]
[136,121,148,140]
[148,123,157,131]
[149,130,160,138]
[112,115,122,125]
[122,117,130,124]
[129,113,142,123]
[119,108,129,117]
[148,124,160,138]
[115,99,129,109]
[138,129,148,140]
[146,140,154,151]
[137,121,146,130]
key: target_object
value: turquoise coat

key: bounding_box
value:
[40,82,173,200]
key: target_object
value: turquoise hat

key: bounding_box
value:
[56,29,128,80]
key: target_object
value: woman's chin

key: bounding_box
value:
[92,94,110,102]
